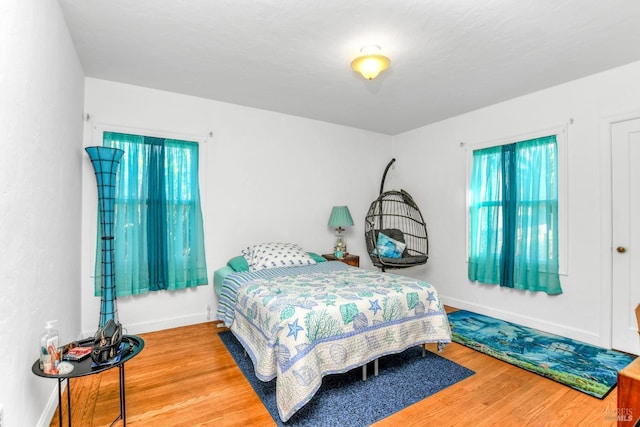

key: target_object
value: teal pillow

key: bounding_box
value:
[307,252,327,263]
[227,255,250,272]
[376,233,407,258]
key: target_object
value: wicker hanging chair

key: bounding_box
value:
[365,159,429,271]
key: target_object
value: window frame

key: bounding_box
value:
[86,123,210,285]
[464,125,568,276]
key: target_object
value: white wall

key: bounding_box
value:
[392,60,640,347]
[9,4,639,424]
[0,0,85,425]
[81,78,391,336]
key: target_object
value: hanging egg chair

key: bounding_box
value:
[365,158,429,271]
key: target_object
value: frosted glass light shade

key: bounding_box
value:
[351,46,391,80]
[351,54,391,80]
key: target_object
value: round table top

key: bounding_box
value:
[32,335,144,379]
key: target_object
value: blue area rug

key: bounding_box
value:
[448,310,636,398]
[218,331,474,426]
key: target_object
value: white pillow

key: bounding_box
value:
[241,242,316,272]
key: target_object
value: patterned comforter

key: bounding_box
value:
[216,261,451,422]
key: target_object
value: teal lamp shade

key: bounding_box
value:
[328,206,354,231]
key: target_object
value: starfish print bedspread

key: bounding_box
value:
[224,264,451,422]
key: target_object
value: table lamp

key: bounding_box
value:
[328,206,354,259]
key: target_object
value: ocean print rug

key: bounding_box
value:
[219,330,474,426]
[448,310,636,398]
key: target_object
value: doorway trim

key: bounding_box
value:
[600,110,640,349]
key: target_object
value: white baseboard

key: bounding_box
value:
[36,384,63,427]
[442,296,601,347]
[123,313,209,335]
[82,313,209,338]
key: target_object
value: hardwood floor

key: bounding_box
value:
[50,312,620,426]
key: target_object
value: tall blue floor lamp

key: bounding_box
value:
[85,146,124,329]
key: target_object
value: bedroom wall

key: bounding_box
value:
[391,60,640,348]
[81,78,391,337]
[0,0,85,425]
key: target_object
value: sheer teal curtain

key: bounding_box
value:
[512,138,561,293]
[468,135,561,295]
[95,131,208,296]
[468,145,503,284]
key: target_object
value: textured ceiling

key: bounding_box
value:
[58,0,640,135]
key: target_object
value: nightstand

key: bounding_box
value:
[322,253,359,267]
[618,357,640,425]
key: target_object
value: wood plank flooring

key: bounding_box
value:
[49,310,620,426]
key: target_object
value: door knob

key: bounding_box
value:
[617,246,627,253]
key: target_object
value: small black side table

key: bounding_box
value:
[32,335,144,427]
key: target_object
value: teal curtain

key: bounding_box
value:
[95,131,208,296]
[468,135,561,295]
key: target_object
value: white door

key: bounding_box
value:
[612,117,640,355]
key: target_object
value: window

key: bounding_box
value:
[94,131,208,296]
[467,135,562,295]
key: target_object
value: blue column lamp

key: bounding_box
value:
[85,146,124,328]
[328,206,354,259]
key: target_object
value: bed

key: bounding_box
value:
[215,242,451,422]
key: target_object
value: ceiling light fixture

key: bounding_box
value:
[351,45,391,80]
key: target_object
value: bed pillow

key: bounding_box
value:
[376,232,407,259]
[307,252,327,263]
[241,242,317,271]
[227,255,250,272]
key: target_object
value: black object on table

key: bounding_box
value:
[32,335,144,427]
